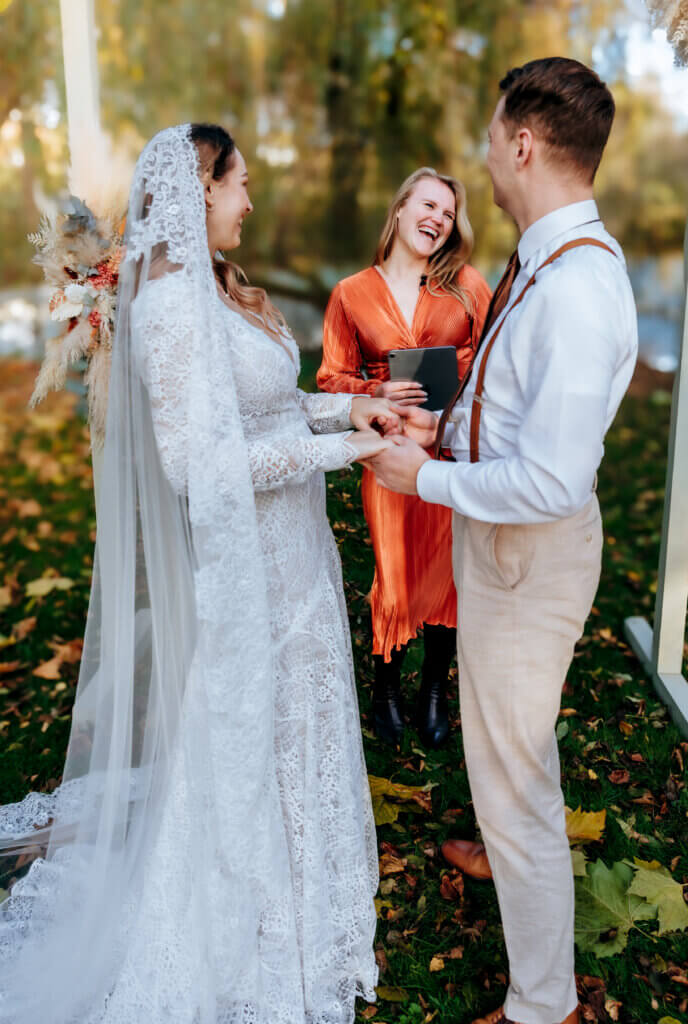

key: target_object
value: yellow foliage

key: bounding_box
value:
[25,577,75,598]
[565,806,606,843]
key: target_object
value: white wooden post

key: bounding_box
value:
[58,0,104,495]
[625,220,688,737]
[59,0,101,188]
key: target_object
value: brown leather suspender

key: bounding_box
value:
[467,237,616,464]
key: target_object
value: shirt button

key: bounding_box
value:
[585,534,592,543]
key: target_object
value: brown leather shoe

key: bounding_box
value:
[471,1006,579,1024]
[441,839,493,880]
[471,1008,512,1024]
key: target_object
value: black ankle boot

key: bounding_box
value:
[416,678,449,748]
[372,647,406,746]
[416,624,456,749]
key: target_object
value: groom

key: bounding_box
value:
[369,58,637,1024]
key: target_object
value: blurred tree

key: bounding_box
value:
[0,0,63,284]
[599,80,688,253]
[0,0,686,290]
[0,1,61,127]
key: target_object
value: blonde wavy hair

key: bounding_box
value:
[191,123,287,341]
[374,167,475,314]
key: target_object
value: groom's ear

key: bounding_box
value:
[514,126,534,169]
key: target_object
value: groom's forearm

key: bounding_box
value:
[416,454,596,524]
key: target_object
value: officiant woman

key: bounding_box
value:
[317,168,490,748]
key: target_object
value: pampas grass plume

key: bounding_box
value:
[68,129,133,225]
[61,320,93,365]
[84,345,112,448]
[29,338,69,407]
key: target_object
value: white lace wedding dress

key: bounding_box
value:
[213,292,381,1011]
[109,282,379,1021]
[1,121,378,1024]
[0,278,378,1024]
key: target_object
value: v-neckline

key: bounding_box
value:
[216,291,299,371]
[373,265,424,337]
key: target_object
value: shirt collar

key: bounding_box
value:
[517,199,600,267]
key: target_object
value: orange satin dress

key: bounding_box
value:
[317,264,492,661]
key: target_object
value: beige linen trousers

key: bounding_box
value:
[452,495,603,1024]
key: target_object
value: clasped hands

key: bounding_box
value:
[348,396,439,496]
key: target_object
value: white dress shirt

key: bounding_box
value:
[416,199,638,523]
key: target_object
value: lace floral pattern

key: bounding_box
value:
[127,285,379,1021]
[1,276,376,1019]
[0,124,377,1024]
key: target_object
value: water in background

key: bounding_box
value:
[0,255,684,371]
[628,255,684,373]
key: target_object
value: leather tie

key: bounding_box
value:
[433,248,521,459]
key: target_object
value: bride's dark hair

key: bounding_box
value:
[190,123,286,340]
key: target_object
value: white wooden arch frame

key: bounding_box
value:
[59,0,101,193]
[625,228,688,738]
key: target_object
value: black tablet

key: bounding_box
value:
[388,346,459,411]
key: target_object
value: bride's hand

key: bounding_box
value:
[347,429,395,461]
[350,396,404,436]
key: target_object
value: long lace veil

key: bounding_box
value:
[0,125,297,1023]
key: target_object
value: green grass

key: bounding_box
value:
[1,355,687,1024]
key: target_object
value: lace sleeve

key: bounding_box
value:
[133,279,358,495]
[296,389,353,433]
[131,275,193,495]
[247,431,356,492]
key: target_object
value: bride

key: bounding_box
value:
[0,123,398,1023]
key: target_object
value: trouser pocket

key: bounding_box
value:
[490,523,536,591]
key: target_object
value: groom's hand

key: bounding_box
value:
[367,434,431,495]
[399,406,439,448]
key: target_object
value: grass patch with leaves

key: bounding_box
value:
[1,355,687,1024]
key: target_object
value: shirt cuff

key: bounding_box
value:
[416,459,456,509]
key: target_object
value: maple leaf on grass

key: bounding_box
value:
[566,806,606,843]
[374,898,394,918]
[379,852,407,876]
[368,775,435,826]
[628,858,688,935]
[375,986,409,1002]
[14,617,37,641]
[33,638,82,680]
[50,638,83,664]
[33,656,63,680]
[615,815,657,847]
[15,499,42,518]
[25,577,74,598]
[574,859,657,957]
[571,850,588,877]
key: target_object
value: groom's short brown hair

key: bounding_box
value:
[499,57,615,183]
